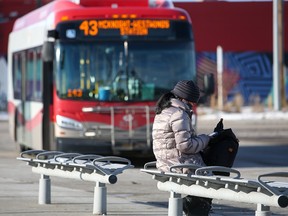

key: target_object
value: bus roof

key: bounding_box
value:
[12,0,190,32]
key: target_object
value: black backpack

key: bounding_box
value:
[201,128,239,176]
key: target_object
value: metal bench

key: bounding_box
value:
[17,150,134,215]
[141,162,288,216]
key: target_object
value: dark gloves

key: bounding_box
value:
[214,118,224,133]
[208,118,224,142]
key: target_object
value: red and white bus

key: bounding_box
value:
[7,0,213,155]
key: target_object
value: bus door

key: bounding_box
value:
[24,50,40,149]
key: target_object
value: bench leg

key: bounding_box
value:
[255,204,271,216]
[168,191,182,216]
[38,174,51,204]
[93,182,107,215]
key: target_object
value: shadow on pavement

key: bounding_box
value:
[234,144,288,168]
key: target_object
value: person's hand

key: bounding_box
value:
[214,118,224,132]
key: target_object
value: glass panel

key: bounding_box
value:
[55,40,196,101]
[127,41,196,100]
[26,50,34,101]
[55,41,124,100]
[34,48,42,101]
[13,53,22,99]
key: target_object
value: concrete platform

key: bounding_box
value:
[1,119,288,216]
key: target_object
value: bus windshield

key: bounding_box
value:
[55,40,196,101]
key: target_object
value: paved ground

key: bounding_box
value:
[1,118,288,216]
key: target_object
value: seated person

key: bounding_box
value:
[152,80,212,216]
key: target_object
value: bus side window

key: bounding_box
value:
[26,50,34,101]
[24,47,42,102]
[12,53,22,100]
[35,48,42,101]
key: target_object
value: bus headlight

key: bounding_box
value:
[56,115,83,130]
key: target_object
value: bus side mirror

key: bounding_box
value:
[203,73,215,95]
[42,41,54,62]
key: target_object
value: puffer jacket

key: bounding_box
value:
[152,98,210,173]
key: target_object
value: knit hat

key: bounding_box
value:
[171,80,200,103]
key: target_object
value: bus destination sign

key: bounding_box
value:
[78,19,170,36]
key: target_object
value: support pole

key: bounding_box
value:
[217,46,224,111]
[38,174,51,204]
[273,0,285,110]
[168,191,182,216]
[255,204,271,216]
[93,182,107,215]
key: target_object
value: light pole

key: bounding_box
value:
[217,46,223,111]
[273,0,285,110]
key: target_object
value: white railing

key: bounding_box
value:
[17,150,134,215]
[141,162,288,216]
